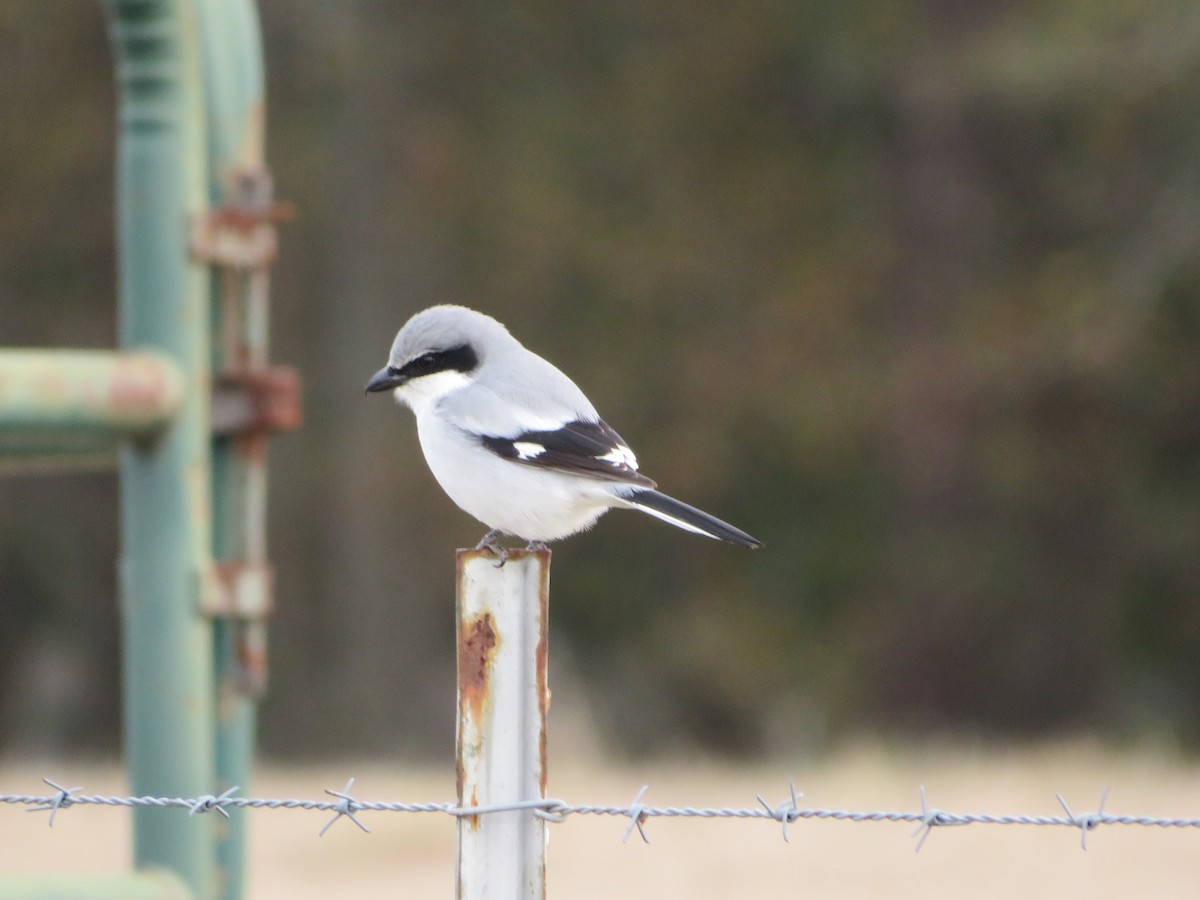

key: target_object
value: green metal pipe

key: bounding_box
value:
[197,3,270,898]
[0,872,193,900]
[106,1,217,897]
[0,350,182,449]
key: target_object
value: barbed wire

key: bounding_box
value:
[4,777,1200,851]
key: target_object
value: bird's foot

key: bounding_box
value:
[475,529,509,567]
[523,540,549,553]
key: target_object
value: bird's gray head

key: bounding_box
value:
[364,305,511,405]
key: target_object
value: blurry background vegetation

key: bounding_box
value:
[1,1,1199,760]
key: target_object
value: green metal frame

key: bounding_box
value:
[108,3,217,895]
[0,2,283,898]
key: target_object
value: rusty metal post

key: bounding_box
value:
[194,3,295,898]
[456,549,550,900]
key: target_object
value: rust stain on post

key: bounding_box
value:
[458,603,498,833]
[459,611,498,723]
[469,787,480,832]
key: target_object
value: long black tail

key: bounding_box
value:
[625,489,762,549]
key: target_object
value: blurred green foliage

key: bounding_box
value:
[1,1,1199,758]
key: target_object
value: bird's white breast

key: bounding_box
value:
[413,410,622,541]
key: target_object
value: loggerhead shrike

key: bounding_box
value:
[365,305,762,558]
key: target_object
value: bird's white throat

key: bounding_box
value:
[394,369,474,415]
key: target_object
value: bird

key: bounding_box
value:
[365,305,762,560]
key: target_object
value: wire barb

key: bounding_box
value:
[27,778,82,828]
[756,780,803,842]
[320,778,370,837]
[911,785,967,852]
[1057,788,1109,850]
[188,785,239,819]
[623,785,650,844]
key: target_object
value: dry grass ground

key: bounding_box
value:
[2,742,1199,898]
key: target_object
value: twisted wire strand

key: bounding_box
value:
[5,779,1200,843]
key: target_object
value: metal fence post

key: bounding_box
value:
[106,1,217,895]
[456,549,550,900]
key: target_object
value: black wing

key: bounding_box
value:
[479,419,656,487]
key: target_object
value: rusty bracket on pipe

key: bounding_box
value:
[211,367,303,438]
[191,168,295,270]
[203,560,275,620]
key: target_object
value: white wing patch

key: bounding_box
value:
[476,419,656,487]
[599,444,639,470]
[512,441,546,460]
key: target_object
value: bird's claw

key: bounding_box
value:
[475,529,509,567]
[473,532,550,565]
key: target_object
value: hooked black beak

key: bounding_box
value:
[365,366,406,395]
